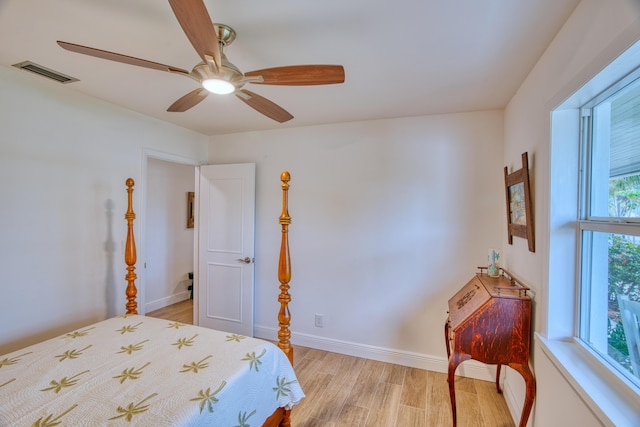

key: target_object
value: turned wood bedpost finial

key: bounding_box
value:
[125,178,138,314]
[278,171,293,365]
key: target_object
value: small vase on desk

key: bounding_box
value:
[487,249,500,277]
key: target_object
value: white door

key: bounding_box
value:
[195,163,255,335]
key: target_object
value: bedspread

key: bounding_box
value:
[0,314,304,426]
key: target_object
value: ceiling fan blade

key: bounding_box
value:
[57,41,190,75]
[167,88,208,112]
[244,65,345,86]
[168,0,221,68]
[235,89,293,123]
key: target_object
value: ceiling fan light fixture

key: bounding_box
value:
[202,78,235,94]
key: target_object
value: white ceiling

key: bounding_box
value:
[0,0,579,136]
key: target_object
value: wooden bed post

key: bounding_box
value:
[262,171,295,427]
[277,171,293,365]
[125,178,138,315]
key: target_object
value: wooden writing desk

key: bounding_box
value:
[445,268,535,427]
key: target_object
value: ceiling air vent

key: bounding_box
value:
[12,61,78,84]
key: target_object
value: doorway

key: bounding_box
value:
[141,150,198,314]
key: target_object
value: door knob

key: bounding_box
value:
[236,257,252,264]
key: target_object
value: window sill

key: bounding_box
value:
[536,333,640,427]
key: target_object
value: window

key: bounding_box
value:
[579,69,640,389]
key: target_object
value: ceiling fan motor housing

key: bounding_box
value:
[193,53,244,91]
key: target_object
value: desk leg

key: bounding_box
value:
[447,352,470,427]
[509,362,536,427]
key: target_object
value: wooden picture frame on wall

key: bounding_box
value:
[504,152,534,252]
[187,191,195,229]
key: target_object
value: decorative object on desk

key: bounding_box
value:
[186,191,194,229]
[504,152,534,252]
[487,248,500,277]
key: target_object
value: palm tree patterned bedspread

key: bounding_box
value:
[0,314,304,426]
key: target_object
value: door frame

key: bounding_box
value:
[140,149,200,314]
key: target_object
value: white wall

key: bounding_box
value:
[504,0,640,425]
[0,66,208,354]
[145,158,195,311]
[208,111,504,373]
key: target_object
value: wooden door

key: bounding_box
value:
[195,163,255,335]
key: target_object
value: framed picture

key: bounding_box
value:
[187,191,195,229]
[504,152,534,252]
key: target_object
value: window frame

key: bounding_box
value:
[576,68,640,392]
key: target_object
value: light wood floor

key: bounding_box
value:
[147,298,193,324]
[147,300,515,427]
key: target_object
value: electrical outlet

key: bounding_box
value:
[314,314,324,328]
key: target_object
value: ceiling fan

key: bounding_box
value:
[57,0,345,123]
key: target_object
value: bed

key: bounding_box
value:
[0,172,303,427]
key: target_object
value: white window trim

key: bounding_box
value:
[536,335,640,426]
[546,39,640,427]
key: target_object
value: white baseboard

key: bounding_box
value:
[145,291,190,313]
[254,325,496,382]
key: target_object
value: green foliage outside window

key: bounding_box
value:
[607,175,640,361]
[609,175,640,218]
[608,234,640,357]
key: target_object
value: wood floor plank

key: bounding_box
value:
[317,351,351,375]
[475,379,516,427]
[452,375,477,393]
[425,371,453,427]
[400,367,428,410]
[396,404,426,427]
[345,359,387,409]
[310,354,366,422]
[455,389,483,427]
[336,404,369,426]
[294,370,335,422]
[296,417,336,427]
[293,345,315,365]
[381,363,406,386]
[147,298,192,324]
[364,382,402,427]
[295,354,326,383]
[300,347,330,362]
[425,402,453,427]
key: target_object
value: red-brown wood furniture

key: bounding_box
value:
[445,268,535,427]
